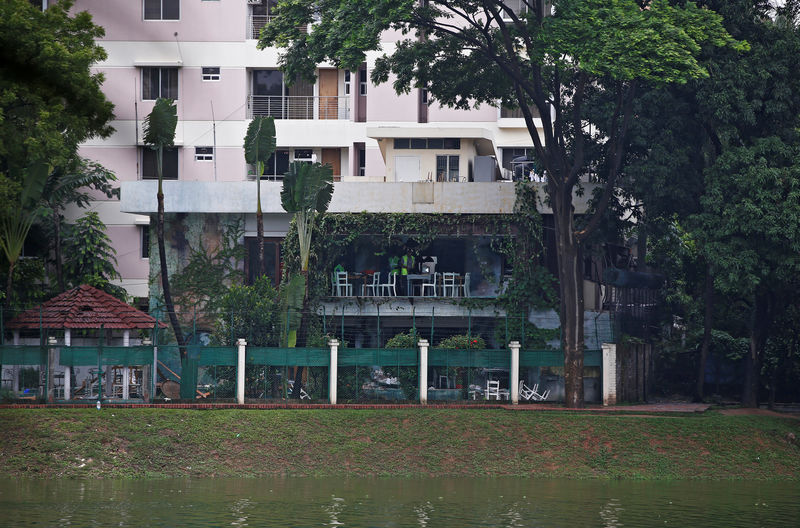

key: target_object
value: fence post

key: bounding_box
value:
[418,339,429,404]
[64,329,72,400]
[602,342,617,406]
[236,338,247,405]
[509,341,520,405]
[47,336,57,403]
[329,338,339,405]
[122,330,130,400]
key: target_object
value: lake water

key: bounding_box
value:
[0,478,797,527]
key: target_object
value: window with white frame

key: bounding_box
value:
[195,147,213,161]
[142,67,178,99]
[142,147,179,180]
[344,70,351,96]
[436,155,460,182]
[359,68,367,96]
[201,67,220,81]
[144,0,179,20]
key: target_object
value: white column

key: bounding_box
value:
[64,330,71,400]
[236,338,247,405]
[329,339,339,405]
[122,330,130,400]
[509,341,520,404]
[47,336,57,403]
[418,339,429,404]
[602,343,617,406]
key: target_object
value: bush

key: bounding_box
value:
[385,328,420,348]
[436,334,486,349]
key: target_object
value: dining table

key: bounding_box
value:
[405,273,432,297]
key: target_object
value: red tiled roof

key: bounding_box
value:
[6,284,167,330]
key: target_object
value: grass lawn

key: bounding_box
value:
[1,408,798,479]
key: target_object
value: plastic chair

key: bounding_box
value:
[380,272,397,296]
[459,272,471,297]
[363,272,380,296]
[532,384,551,401]
[486,379,500,400]
[442,272,458,297]
[421,272,439,297]
[519,380,535,401]
[335,271,352,296]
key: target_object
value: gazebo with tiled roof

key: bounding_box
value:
[3,285,165,401]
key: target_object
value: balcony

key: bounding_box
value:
[248,14,309,40]
[247,95,350,120]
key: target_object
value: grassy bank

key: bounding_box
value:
[1,408,798,480]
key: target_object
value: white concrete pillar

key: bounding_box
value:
[236,338,247,405]
[47,336,57,402]
[329,339,339,405]
[418,339,429,404]
[64,330,71,400]
[122,330,130,400]
[602,343,617,406]
[509,341,520,404]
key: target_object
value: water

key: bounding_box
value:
[0,478,797,527]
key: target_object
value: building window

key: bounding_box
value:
[144,0,179,20]
[201,67,220,81]
[195,147,213,162]
[359,68,367,96]
[140,226,150,259]
[293,149,314,163]
[251,70,314,119]
[393,138,461,150]
[357,145,366,176]
[250,149,290,179]
[436,155,460,182]
[142,147,179,180]
[344,70,351,96]
[421,88,429,104]
[142,67,178,100]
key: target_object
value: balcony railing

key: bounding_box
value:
[247,95,350,120]
[249,15,309,39]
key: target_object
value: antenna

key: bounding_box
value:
[211,101,217,182]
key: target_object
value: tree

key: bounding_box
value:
[627,0,800,405]
[243,116,277,278]
[62,211,126,300]
[143,98,186,353]
[280,161,333,396]
[260,0,740,406]
[42,157,119,292]
[0,0,114,305]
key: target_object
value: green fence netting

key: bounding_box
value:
[246,347,330,367]
[339,348,417,367]
[245,347,330,400]
[0,345,46,365]
[519,349,602,367]
[429,348,510,369]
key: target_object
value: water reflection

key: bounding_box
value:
[0,478,797,527]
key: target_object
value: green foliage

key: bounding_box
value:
[142,98,178,154]
[62,211,125,300]
[243,116,277,171]
[0,0,114,178]
[215,276,282,347]
[282,273,306,347]
[436,334,486,350]
[169,216,246,317]
[385,329,420,348]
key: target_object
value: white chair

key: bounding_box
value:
[363,272,380,296]
[486,379,500,400]
[335,271,352,296]
[442,272,458,297]
[421,272,439,297]
[459,272,471,297]
[532,384,550,401]
[519,380,535,401]
[380,272,397,296]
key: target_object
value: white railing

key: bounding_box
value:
[247,95,350,120]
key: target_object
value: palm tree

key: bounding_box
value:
[280,161,333,396]
[243,116,276,277]
[142,98,185,353]
[0,161,49,307]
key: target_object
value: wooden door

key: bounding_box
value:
[321,148,341,180]
[318,69,339,119]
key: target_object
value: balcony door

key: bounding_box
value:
[318,69,339,119]
[252,70,313,119]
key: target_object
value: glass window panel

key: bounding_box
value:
[161,68,178,99]
[410,138,426,149]
[442,138,461,149]
[143,148,179,180]
[427,138,443,149]
[436,155,447,182]
[394,138,410,149]
[252,70,283,96]
[144,0,161,19]
[275,149,290,175]
[448,155,460,181]
[142,68,156,99]
[163,0,180,20]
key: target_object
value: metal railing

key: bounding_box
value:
[249,15,309,39]
[247,95,350,120]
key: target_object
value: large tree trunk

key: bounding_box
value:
[157,191,185,356]
[695,264,714,402]
[742,292,771,408]
[552,188,585,408]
